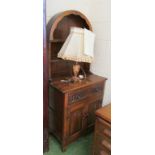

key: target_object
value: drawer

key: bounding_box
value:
[95,133,111,151]
[68,82,104,104]
[93,143,110,155]
[99,150,110,155]
[94,149,110,155]
[96,118,111,138]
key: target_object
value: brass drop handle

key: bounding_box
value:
[93,87,101,93]
[95,87,100,92]
[76,95,81,99]
[71,94,81,102]
[83,112,88,118]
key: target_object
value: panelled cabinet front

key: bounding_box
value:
[87,99,102,127]
[67,103,85,138]
[66,99,101,142]
[49,78,106,151]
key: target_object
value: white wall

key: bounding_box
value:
[89,0,111,106]
[46,0,92,23]
[46,0,111,105]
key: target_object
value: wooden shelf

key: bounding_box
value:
[47,10,91,79]
[49,39,65,43]
[50,59,63,62]
[49,59,76,63]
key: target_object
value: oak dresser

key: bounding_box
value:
[47,10,107,151]
[93,104,111,155]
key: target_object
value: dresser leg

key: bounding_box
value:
[61,145,67,152]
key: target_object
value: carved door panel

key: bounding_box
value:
[69,107,83,136]
[87,100,102,127]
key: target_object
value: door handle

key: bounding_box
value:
[83,112,88,118]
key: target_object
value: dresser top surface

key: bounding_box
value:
[50,74,107,93]
[96,104,111,123]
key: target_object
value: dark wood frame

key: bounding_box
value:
[43,0,49,152]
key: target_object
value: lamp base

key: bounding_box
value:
[72,63,80,82]
[69,62,87,82]
[72,76,80,82]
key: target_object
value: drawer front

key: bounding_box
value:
[95,133,111,151]
[94,149,110,155]
[96,118,111,138]
[68,82,104,104]
[99,150,110,155]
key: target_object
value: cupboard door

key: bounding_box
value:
[69,106,84,136]
[88,100,102,127]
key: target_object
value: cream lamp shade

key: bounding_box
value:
[57,27,95,63]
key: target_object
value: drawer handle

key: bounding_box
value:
[83,112,88,118]
[93,87,102,93]
[71,94,83,102]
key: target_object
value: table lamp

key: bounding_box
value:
[57,27,95,81]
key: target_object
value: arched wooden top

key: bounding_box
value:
[47,10,92,79]
[47,10,93,41]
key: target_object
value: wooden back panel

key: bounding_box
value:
[47,10,93,80]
